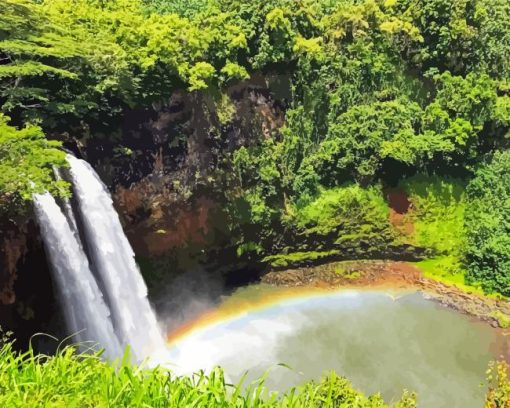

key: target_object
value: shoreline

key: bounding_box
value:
[261,260,510,332]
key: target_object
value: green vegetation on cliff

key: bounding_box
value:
[464,151,510,296]
[0,114,68,214]
[1,0,510,294]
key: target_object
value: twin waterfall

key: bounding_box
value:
[33,155,165,362]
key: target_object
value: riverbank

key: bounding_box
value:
[262,260,510,332]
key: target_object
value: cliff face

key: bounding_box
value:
[0,72,434,343]
[0,221,27,305]
[97,75,288,288]
[0,75,288,326]
[0,219,58,350]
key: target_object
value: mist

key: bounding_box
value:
[153,269,226,336]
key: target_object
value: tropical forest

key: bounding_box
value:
[1,0,510,406]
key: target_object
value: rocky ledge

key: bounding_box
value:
[262,260,510,332]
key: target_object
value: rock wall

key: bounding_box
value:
[0,74,289,325]
[99,75,288,287]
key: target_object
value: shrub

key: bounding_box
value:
[0,114,68,214]
[400,175,466,256]
[280,185,398,262]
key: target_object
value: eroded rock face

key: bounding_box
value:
[0,219,59,350]
[104,76,287,264]
[0,231,26,305]
[115,187,218,257]
[0,75,288,334]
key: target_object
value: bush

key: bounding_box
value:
[400,175,466,256]
[280,185,398,261]
[295,185,390,238]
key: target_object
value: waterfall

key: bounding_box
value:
[33,193,122,360]
[66,155,165,360]
[34,155,165,362]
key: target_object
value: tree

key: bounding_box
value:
[0,114,68,214]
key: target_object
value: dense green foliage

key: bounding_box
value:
[0,114,67,213]
[464,151,510,296]
[0,341,417,407]
[263,185,398,268]
[1,0,510,293]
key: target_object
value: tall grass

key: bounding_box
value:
[0,340,417,407]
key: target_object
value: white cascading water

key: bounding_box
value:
[66,155,165,361]
[33,192,123,360]
[33,155,165,362]
[53,168,80,234]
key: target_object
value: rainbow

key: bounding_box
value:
[166,285,412,346]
